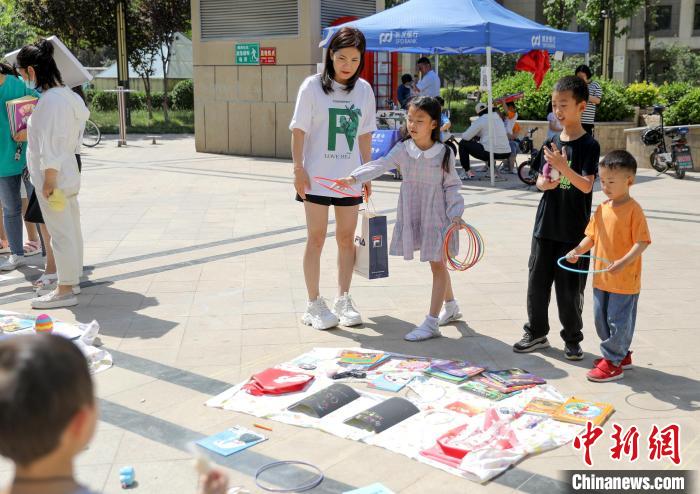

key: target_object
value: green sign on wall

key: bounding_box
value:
[235,43,260,65]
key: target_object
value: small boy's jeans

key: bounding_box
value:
[593,288,639,366]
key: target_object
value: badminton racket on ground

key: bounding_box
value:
[443,222,485,271]
[557,254,611,274]
[312,176,362,198]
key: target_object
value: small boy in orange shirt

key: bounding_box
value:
[566,150,651,382]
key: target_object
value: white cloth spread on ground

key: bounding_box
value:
[205,347,582,482]
[0,311,112,374]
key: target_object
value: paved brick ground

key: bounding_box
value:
[1,135,698,493]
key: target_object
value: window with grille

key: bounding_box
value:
[200,0,299,40]
[320,0,377,29]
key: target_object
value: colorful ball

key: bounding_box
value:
[34,314,53,334]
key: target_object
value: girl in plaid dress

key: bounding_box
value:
[337,96,465,341]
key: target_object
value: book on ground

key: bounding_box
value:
[368,373,413,392]
[523,398,564,417]
[459,380,521,401]
[475,376,537,394]
[196,426,266,456]
[482,369,546,387]
[551,397,614,426]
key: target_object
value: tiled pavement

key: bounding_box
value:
[0,135,698,493]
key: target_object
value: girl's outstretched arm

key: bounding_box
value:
[349,142,405,184]
[443,152,465,220]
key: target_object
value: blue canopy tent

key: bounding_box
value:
[321,0,590,184]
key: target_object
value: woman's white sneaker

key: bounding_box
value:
[438,300,462,326]
[31,289,78,309]
[302,297,339,330]
[332,292,362,326]
[37,284,81,296]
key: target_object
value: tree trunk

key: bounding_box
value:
[642,0,653,82]
[144,76,153,120]
[160,44,171,123]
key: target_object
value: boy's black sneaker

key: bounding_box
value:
[565,343,584,360]
[513,333,550,353]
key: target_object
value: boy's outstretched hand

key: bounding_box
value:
[565,249,579,263]
[543,142,569,172]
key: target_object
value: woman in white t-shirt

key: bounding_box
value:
[16,39,89,310]
[290,27,376,331]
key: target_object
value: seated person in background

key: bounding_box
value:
[435,96,458,161]
[503,101,521,173]
[0,335,229,494]
[546,101,563,140]
[397,74,414,109]
[457,102,512,179]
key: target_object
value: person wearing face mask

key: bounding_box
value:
[0,62,40,272]
[15,39,89,309]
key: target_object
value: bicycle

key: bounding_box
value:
[82,119,101,148]
[641,105,694,179]
[516,128,540,186]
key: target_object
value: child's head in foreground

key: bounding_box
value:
[551,76,589,129]
[0,335,96,468]
[599,150,637,201]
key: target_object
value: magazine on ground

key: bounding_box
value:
[196,426,266,456]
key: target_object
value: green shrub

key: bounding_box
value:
[665,88,700,125]
[89,90,144,112]
[595,79,634,122]
[149,91,172,110]
[171,79,194,110]
[85,88,97,106]
[485,70,568,120]
[624,82,659,108]
[658,82,693,106]
[90,90,116,112]
[483,71,634,122]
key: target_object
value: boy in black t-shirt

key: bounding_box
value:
[513,76,600,359]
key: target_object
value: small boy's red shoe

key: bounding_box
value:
[587,359,624,382]
[594,351,633,370]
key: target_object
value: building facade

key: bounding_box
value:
[613,0,700,82]
[191,0,381,158]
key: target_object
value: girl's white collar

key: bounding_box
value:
[405,139,443,159]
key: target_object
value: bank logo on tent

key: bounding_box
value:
[379,31,418,45]
[379,32,393,44]
[531,34,556,50]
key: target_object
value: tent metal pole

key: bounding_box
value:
[486,46,495,186]
[435,53,439,76]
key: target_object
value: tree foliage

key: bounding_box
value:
[135,0,190,122]
[14,0,119,51]
[542,0,578,30]
[0,0,36,56]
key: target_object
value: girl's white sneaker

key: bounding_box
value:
[404,315,441,342]
[438,300,462,326]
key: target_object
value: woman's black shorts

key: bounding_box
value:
[295,193,363,207]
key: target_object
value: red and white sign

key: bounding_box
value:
[260,47,276,65]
